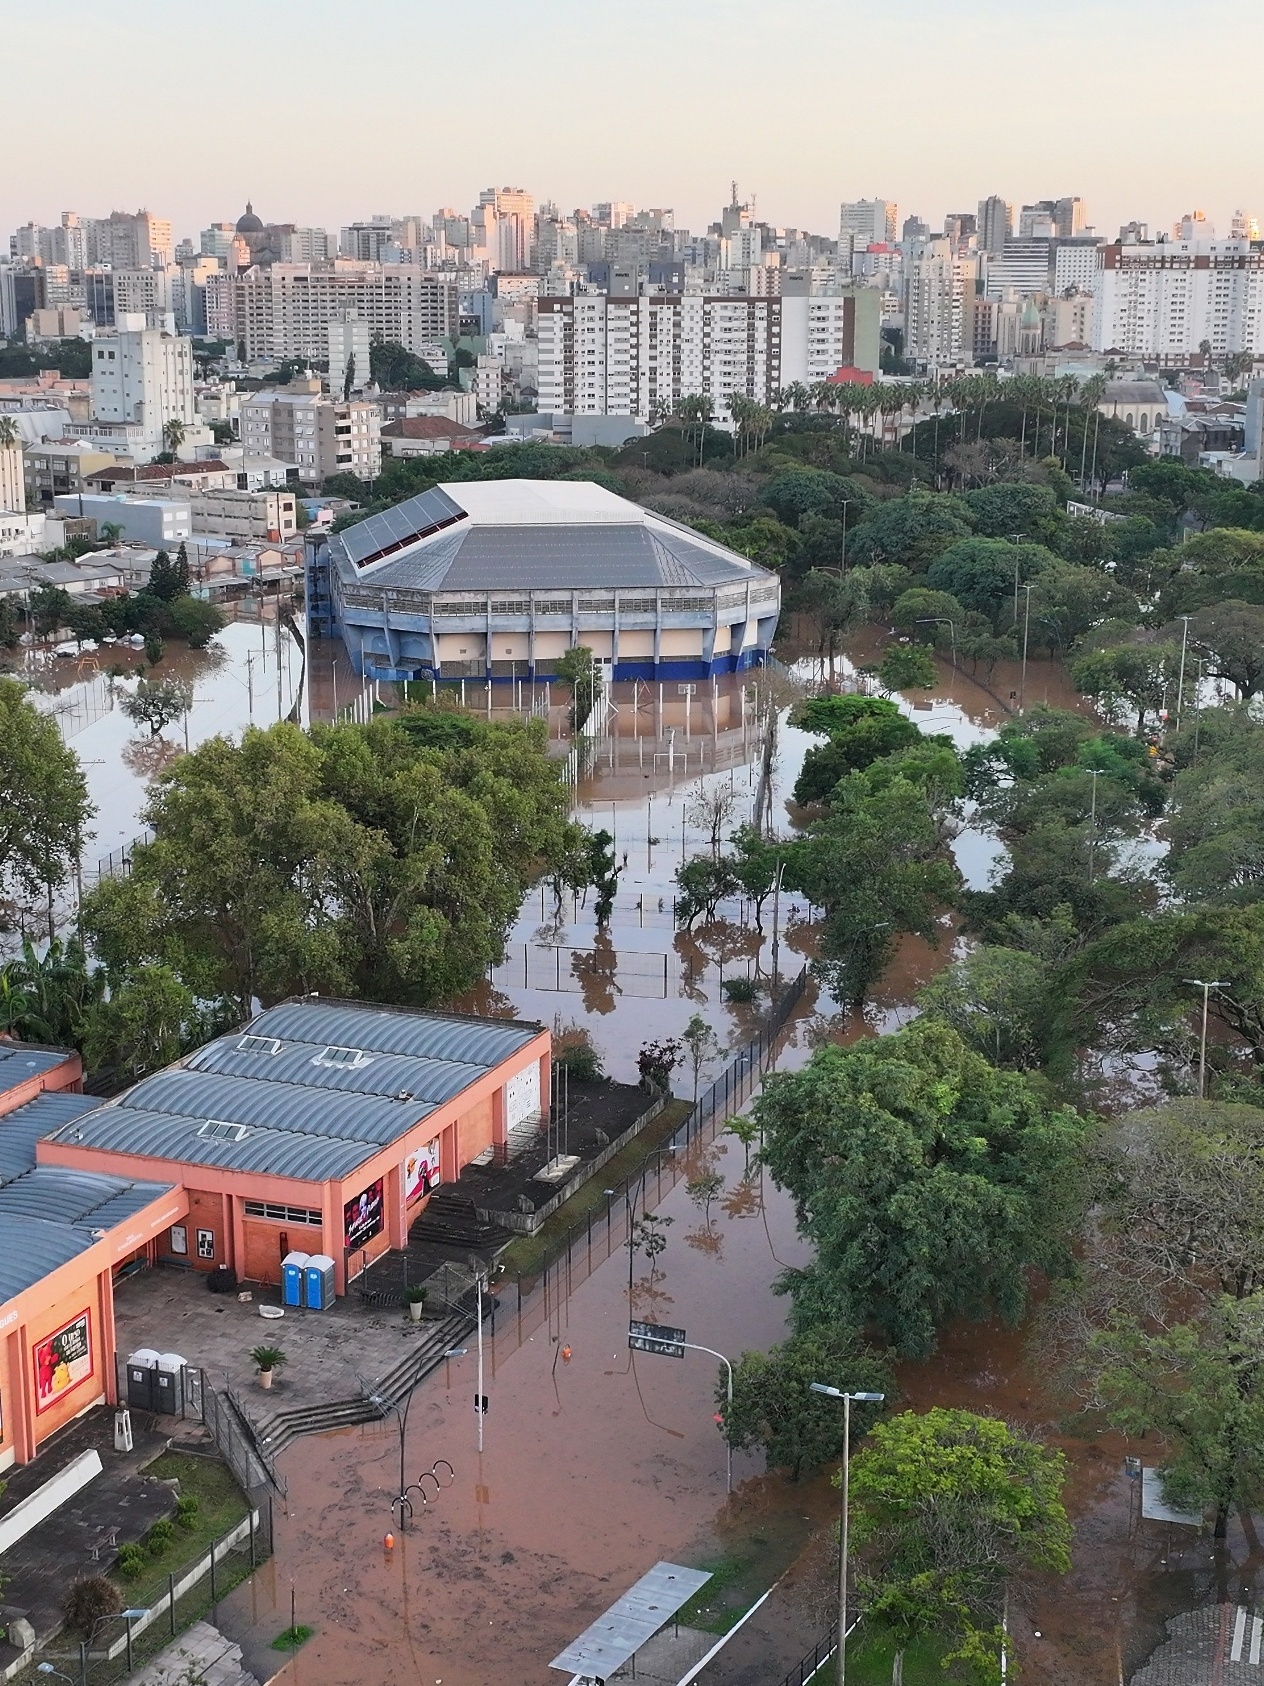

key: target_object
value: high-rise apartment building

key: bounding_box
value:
[903,238,977,365]
[536,286,879,425]
[328,310,371,395]
[220,264,459,362]
[88,314,195,458]
[1231,210,1262,242]
[479,188,535,271]
[0,438,23,515]
[977,196,1013,256]
[100,209,172,270]
[1094,238,1264,360]
[840,199,898,246]
[239,391,381,483]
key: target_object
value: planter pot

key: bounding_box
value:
[409,1300,425,1322]
[259,1369,274,1390]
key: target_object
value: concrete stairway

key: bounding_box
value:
[249,1311,472,1460]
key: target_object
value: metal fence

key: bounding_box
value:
[669,964,809,1153]
[190,1368,286,1498]
[777,1632,836,1686]
[485,964,811,1367]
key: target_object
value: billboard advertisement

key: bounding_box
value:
[343,1178,384,1251]
[403,1138,441,1204]
[34,1310,94,1414]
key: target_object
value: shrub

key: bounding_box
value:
[175,1494,199,1530]
[63,1575,122,1638]
[249,1344,287,1373]
[146,1518,175,1556]
[555,1041,603,1082]
[721,977,760,1004]
[116,1543,148,1580]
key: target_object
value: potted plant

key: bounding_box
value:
[250,1345,287,1390]
[404,1285,428,1323]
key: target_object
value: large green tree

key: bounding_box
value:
[0,679,93,939]
[82,711,577,1015]
[755,1019,1088,1358]
[718,1329,889,1479]
[850,1409,1070,1680]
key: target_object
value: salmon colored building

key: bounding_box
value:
[0,1001,549,1470]
[0,1041,186,1473]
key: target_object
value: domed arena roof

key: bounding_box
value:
[235,201,264,235]
[329,479,776,592]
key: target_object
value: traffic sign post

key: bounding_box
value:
[627,1323,734,1493]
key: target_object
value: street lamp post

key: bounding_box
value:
[1175,615,1193,730]
[839,501,853,576]
[915,617,956,667]
[1183,978,1228,1098]
[809,1384,886,1686]
[1018,582,1034,712]
[1086,767,1104,883]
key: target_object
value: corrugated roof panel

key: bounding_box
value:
[0,1218,92,1303]
[335,487,467,569]
[122,1069,421,1145]
[51,1104,377,1181]
[358,526,466,590]
[0,1093,99,1184]
[248,1003,539,1068]
[186,1037,475,1104]
[0,1044,72,1085]
[0,1166,162,1224]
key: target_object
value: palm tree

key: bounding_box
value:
[161,418,187,457]
[98,521,124,546]
[0,416,19,447]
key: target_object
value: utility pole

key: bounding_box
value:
[1086,768,1103,882]
[1019,582,1034,712]
[1183,978,1228,1098]
[1175,615,1193,730]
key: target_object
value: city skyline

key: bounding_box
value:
[4,0,1259,245]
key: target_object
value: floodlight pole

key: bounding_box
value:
[678,1342,733,1494]
[809,1384,886,1686]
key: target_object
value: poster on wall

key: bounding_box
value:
[402,1138,442,1204]
[34,1310,93,1414]
[506,1062,541,1128]
[344,1179,384,1250]
[169,1224,188,1256]
[196,1229,215,1260]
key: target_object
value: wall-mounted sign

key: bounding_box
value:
[34,1310,93,1413]
[344,1178,384,1251]
[196,1229,215,1260]
[170,1224,188,1256]
[403,1139,441,1204]
[506,1062,540,1128]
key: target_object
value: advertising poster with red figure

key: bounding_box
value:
[402,1138,441,1204]
[34,1311,93,1413]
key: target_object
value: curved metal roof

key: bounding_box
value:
[249,1001,540,1067]
[0,1217,93,1302]
[52,1104,378,1181]
[0,1092,99,1184]
[186,1035,475,1104]
[123,1069,424,1145]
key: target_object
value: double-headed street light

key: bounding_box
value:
[809,1384,886,1686]
[1183,978,1228,1098]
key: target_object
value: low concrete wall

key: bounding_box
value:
[0,1450,102,1556]
[475,1094,666,1235]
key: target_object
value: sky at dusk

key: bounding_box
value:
[5,0,1261,245]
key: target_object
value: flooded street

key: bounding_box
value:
[19,618,1206,1682]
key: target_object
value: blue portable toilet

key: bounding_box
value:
[282,1251,310,1307]
[305,1254,335,1311]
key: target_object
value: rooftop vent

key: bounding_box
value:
[197,1119,252,1143]
[236,1034,282,1056]
[313,1045,372,1070]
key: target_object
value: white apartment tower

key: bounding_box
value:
[223,265,459,362]
[904,238,974,366]
[1094,238,1264,360]
[840,200,898,247]
[328,310,371,396]
[89,315,195,458]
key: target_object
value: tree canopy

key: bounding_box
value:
[755,1018,1088,1358]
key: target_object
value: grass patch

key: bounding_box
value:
[496,1098,692,1278]
[844,1630,990,1685]
[111,1451,249,1605]
[675,1551,765,1636]
[272,1624,314,1651]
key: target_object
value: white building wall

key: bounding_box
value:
[1094,239,1264,357]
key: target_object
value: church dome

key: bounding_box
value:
[236,202,264,235]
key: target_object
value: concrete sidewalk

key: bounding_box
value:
[1131,1604,1264,1684]
[121,1619,260,1686]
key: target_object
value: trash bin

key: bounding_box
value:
[155,1352,186,1415]
[304,1254,335,1311]
[126,1349,160,1411]
[282,1251,310,1308]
